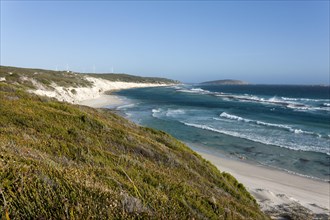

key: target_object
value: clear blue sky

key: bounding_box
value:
[1,1,329,84]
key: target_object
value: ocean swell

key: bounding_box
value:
[182,122,330,155]
[177,88,330,112]
[217,112,326,138]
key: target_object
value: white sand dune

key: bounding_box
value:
[30,76,171,105]
[79,94,124,108]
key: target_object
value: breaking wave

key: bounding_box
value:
[182,122,330,155]
[217,112,326,138]
[152,108,186,118]
[177,88,330,112]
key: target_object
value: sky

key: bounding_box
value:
[0,1,329,84]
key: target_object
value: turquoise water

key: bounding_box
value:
[113,84,330,181]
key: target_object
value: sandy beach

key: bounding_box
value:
[79,94,124,108]
[197,151,330,218]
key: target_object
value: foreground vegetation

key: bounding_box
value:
[0,83,267,219]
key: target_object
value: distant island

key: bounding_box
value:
[201,79,249,85]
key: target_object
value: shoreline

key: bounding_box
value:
[196,150,330,218]
[79,94,126,108]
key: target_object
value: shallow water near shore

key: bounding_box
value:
[114,84,330,181]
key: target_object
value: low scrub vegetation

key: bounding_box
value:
[0,66,92,89]
[0,83,267,219]
[86,73,179,84]
[0,66,179,92]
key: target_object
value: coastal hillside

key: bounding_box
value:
[0,66,178,88]
[0,83,267,219]
[0,66,179,104]
[201,79,249,85]
[86,73,180,84]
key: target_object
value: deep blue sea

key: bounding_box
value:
[113,84,330,181]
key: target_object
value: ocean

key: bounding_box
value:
[113,84,330,181]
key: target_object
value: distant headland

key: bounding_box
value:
[201,79,249,85]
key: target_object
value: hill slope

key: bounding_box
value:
[0,66,179,104]
[0,83,267,219]
[0,66,92,89]
[0,66,178,89]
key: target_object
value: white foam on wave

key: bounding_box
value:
[219,112,290,129]
[116,103,136,109]
[291,129,324,138]
[172,85,184,90]
[182,122,330,155]
[268,96,284,103]
[152,108,186,118]
[281,97,299,101]
[287,104,309,110]
[282,97,329,102]
[151,108,162,117]
[235,96,330,112]
[178,88,330,112]
[287,104,330,112]
[183,122,241,137]
[152,108,161,113]
[165,109,185,117]
[216,93,309,109]
[191,88,205,92]
[219,112,251,123]
[177,88,211,95]
[218,112,325,138]
[292,129,310,135]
